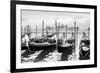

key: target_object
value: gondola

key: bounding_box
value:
[67,39,75,44]
[28,32,74,52]
[79,32,90,60]
[28,40,74,52]
[30,33,57,43]
[58,32,75,53]
[80,40,90,46]
[21,42,28,50]
[28,41,56,51]
[79,44,90,60]
[58,43,74,53]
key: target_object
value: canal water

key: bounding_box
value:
[21,33,89,63]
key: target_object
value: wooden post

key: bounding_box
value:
[46,26,48,40]
[55,20,57,36]
[52,26,53,34]
[42,20,44,37]
[55,20,58,52]
[36,25,37,38]
[88,27,90,40]
[66,24,68,40]
[76,26,79,47]
[74,21,76,53]
[58,23,60,39]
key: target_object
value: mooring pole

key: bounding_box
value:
[55,20,58,52]
[46,26,48,40]
[58,23,60,39]
[36,25,37,38]
[66,24,68,40]
[88,27,90,40]
[74,21,76,53]
[52,26,53,34]
[76,26,79,49]
[42,20,44,37]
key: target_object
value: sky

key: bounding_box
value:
[21,9,90,31]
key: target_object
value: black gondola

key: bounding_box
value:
[79,32,90,60]
[79,45,90,60]
[58,43,74,53]
[28,40,74,52]
[28,41,56,51]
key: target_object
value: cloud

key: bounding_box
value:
[22,10,90,30]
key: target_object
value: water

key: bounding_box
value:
[21,33,89,63]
